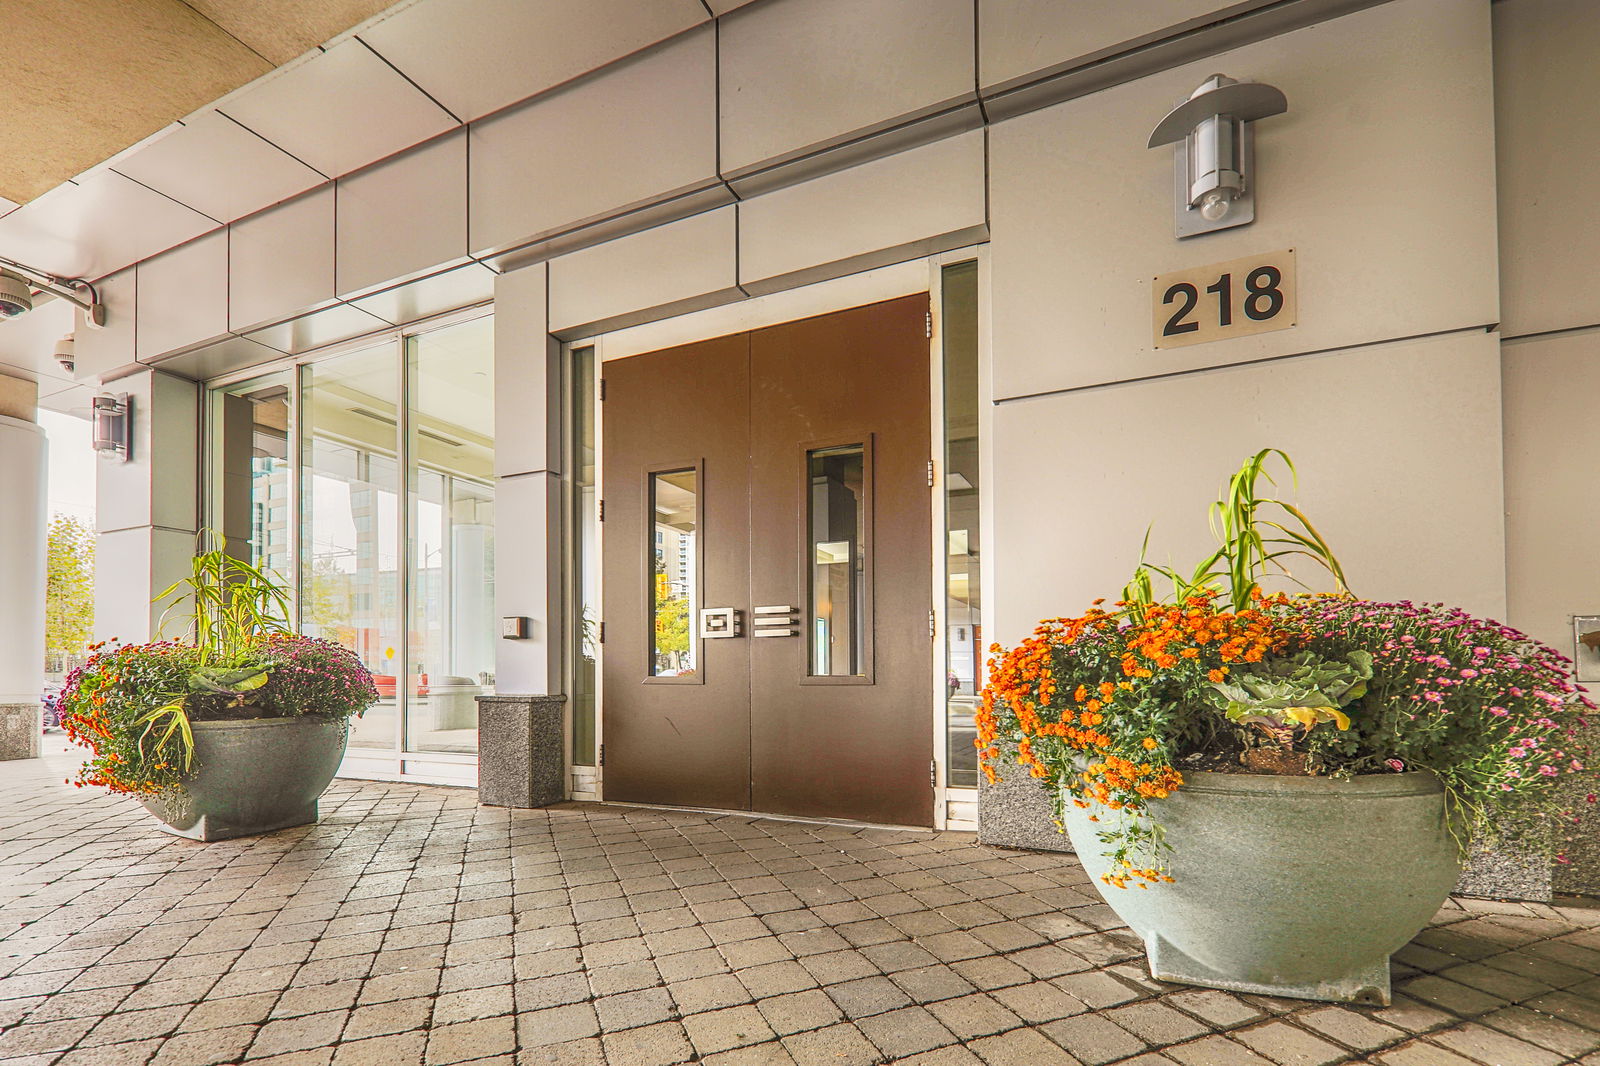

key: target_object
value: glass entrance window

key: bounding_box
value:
[300,345,404,753]
[405,317,495,754]
[211,311,497,779]
[808,444,868,677]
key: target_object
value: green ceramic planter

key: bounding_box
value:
[141,716,349,841]
[1062,769,1461,1005]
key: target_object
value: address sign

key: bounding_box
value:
[1153,249,1296,350]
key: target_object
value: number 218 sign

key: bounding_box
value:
[1152,249,1296,349]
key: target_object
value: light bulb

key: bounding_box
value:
[1198,190,1233,222]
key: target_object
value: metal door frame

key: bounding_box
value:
[569,249,989,829]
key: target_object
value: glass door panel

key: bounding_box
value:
[300,346,403,753]
[404,317,495,755]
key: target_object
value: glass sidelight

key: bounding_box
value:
[299,345,404,753]
[808,444,869,678]
[941,261,982,787]
[649,469,699,677]
[404,317,496,754]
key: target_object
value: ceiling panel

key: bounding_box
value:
[0,170,217,281]
[243,303,390,355]
[221,37,458,179]
[112,110,326,224]
[359,0,707,122]
[149,334,284,382]
[351,263,495,325]
[0,0,272,204]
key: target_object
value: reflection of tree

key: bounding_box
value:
[305,557,356,647]
[653,570,690,672]
[46,515,94,664]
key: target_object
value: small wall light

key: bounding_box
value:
[1148,74,1287,238]
[91,393,131,462]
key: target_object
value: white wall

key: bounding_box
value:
[988,0,1497,401]
[991,332,1507,641]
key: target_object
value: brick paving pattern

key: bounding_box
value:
[2,754,1599,1066]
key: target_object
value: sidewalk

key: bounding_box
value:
[2,751,1598,1066]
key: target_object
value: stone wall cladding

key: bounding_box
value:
[476,693,565,808]
[0,703,40,761]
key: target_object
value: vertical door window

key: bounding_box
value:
[570,347,598,762]
[405,317,496,754]
[300,346,403,753]
[941,261,982,787]
[808,444,868,677]
[649,470,698,677]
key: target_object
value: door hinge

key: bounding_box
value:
[924,310,933,339]
[927,459,935,487]
[599,379,606,401]
[598,744,605,766]
[929,610,937,639]
[598,499,605,522]
[930,760,938,787]
[597,622,605,645]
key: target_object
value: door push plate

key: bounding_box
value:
[752,605,799,637]
[699,607,743,638]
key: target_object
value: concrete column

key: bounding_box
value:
[95,369,201,644]
[0,374,45,760]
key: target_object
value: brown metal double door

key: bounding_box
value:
[601,294,934,827]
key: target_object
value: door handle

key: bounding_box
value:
[699,607,743,638]
[752,605,798,637]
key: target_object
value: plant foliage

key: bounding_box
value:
[58,532,376,797]
[979,450,1596,889]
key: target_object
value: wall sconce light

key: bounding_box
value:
[91,393,131,462]
[1148,74,1287,238]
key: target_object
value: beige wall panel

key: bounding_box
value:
[94,526,198,645]
[494,471,563,695]
[493,264,556,479]
[135,230,230,361]
[229,187,335,332]
[719,0,975,175]
[548,208,740,336]
[468,28,718,259]
[337,131,468,298]
[359,0,707,123]
[1494,0,1600,339]
[980,0,1272,91]
[738,131,987,291]
[96,369,198,536]
[989,0,1497,401]
[1503,330,1600,656]
[990,331,1506,647]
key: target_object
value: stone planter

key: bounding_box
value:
[141,716,349,841]
[1061,770,1460,1006]
[476,694,566,808]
